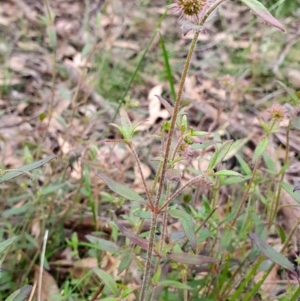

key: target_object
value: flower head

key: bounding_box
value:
[168,0,213,24]
[268,104,286,122]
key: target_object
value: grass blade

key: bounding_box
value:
[159,33,176,101]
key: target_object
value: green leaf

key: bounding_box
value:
[133,208,151,219]
[152,265,162,284]
[119,108,133,139]
[81,42,93,58]
[5,285,32,301]
[109,123,126,138]
[262,153,276,174]
[248,233,294,271]
[253,137,268,162]
[281,182,300,202]
[0,237,17,265]
[159,280,191,290]
[46,26,57,48]
[159,33,176,101]
[208,140,233,170]
[240,0,285,32]
[0,236,17,253]
[236,155,252,176]
[191,141,213,149]
[214,170,244,177]
[118,249,134,275]
[39,182,68,196]
[168,209,196,253]
[120,287,135,299]
[0,154,56,183]
[86,235,119,252]
[97,173,144,202]
[93,268,119,295]
[190,131,209,137]
[277,81,298,105]
[221,175,251,186]
[223,138,249,161]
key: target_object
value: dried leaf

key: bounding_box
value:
[155,95,174,116]
[167,252,219,265]
[34,266,60,301]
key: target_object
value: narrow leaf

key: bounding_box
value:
[0,237,17,253]
[168,209,196,253]
[236,154,252,176]
[253,137,268,162]
[81,42,93,59]
[240,0,285,32]
[5,285,32,301]
[0,237,17,265]
[208,140,233,170]
[93,268,119,295]
[281,182,300,202]
[116,222,148,250]
[86,235,119,252]
[47,26,57,48]
[248,233,294,271]
[167,252,219,265]
[159,280,191,290]
[0,154,56,183]
[214,170,244,177]
[159,33,176,100]
[223,138,249,161]
[262,153,276,174]
[97,173,144,202]
[155,95,174,116]
[119,108,132,139]
[118,249,134,275]
[277,81,299,106]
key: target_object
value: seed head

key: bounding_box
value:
[168,0,213,24]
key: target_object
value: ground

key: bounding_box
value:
[0,0,300,300]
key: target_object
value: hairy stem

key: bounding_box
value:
[270,111,296,224]
[139,213,158,301]
[154,32,200,208]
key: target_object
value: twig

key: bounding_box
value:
[37,230,49,301]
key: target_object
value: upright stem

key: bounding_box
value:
[270,116,293,224]
[139,32,199,301]
[139,213,158,301]
[154,32,199,208]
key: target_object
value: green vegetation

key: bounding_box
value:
[1,0,300,300]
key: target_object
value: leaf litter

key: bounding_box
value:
[0,0,299,299]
